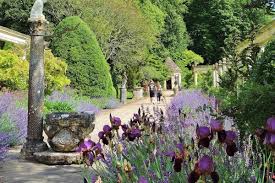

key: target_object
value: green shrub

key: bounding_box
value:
[50,16,115,97]
[127,91,134,99]
[44,101,74,114]
[220,82,275,135]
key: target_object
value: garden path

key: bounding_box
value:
[0,91,173,183]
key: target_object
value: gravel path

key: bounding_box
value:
[0,93,172,183]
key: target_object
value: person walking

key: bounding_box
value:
[156,81,162,103]
[149,80,156,103]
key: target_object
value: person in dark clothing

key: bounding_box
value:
[156,81,162,103]
[149,80,156,103]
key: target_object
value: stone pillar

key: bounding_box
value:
[21,17,48,159]
[22,45,28,60]
[222,58,227,72]
[120,87,127,104]
[218,60,223,75]
[212,65,217,87]
[163,80,167,91]
[215,63,219,87]
[194,72,198,86]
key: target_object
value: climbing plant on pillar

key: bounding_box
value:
[50,16,115,97]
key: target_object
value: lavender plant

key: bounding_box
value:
[0,132,10,161]
[0,92,27,146]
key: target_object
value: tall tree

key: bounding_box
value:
[186,0,267,64]
[151,0,191,59]
[77,0,157,90]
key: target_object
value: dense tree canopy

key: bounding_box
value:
[76,0,157,90]
[0,0,79,34]
[186,0,267,64]
[50,16,115,97]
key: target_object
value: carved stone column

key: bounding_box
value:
[212,65,217,87]
[21,17,48,159]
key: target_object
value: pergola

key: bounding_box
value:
[192,59,231,87]
[0,26,30,59]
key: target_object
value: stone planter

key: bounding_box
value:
[133,87,143,99]
[44,112,95,152]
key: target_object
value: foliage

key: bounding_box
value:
[216,40,275,135]
[151,0,191,59]
[186,0,267,64]
[77,0,157,89]
[44,101,74,114]
[140,66,165,82]
[0,50,28,90]
[196,71,214,93]
[45,90,100,113]
[44,50,71,94]
[0,0,79,34]
[222,82,275,136]
[252,39,275,84]
[0,47,70,94]
[176,50,204,88]
[50,16,115,97]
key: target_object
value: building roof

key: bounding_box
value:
[165,57,181,73]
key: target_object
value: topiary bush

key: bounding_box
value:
[50,16,115,97]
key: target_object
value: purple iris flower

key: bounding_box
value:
[76,139,95,152]
[103,125,112,133]
[98,131,104,139]
[188,155,219,183]
[196,126,211,139]
[266,117,275,133]
[111,117,121,130]
[256,117,275,150]
[196,126,212,148]
[197,155,214,174]
[225,131,237,144]
[128,128,141,141]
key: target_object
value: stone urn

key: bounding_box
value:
[133,87,143,99]
[44,112,95,152]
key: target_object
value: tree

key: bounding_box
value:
[186,0,267,64]
[50,16,115,97]
[176,50,204,87]
[0,0,79,34]
[151,0,191,59]
[77,0,157,91]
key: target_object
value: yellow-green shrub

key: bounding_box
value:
[45,50,70,94]
[0,50,28,90]
[0,48,70,93]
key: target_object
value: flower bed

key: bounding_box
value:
[77,90,274,183]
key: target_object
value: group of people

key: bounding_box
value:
[148,80,163,103]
